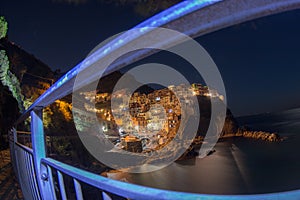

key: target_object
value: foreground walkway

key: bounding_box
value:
[0,149,23,200]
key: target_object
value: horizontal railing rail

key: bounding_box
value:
[15,131,32,148]
[40,157,300,200]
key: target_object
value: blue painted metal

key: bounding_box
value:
[42,157,300,200]
[57,170,68,200]
[102,192,112,200]
[46,165,57,200]
[13,143,41,200]
[10,0,300,199]
[31,108,56,200]
[16,0,300,124]
[17,0,300,123]
[134,0,222,32]
[73,178,84,200]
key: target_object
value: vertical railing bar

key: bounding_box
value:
[29,153,39,200]
[57,170,68,200]
[28,151,37,199]
[47,165,58,200]
[26,152,35,200]
[28,153,40,200]
[25,151,34,199]
[22,149,30,198]
[102,191,113,200]
[73,178,84,200]
[16,147,28,199]
[15,143,42,200]
[24,149,31,199]
[31,108,55,199]
[13,127,17,143]
[27,152,39,200]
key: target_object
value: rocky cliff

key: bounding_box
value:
[195,95,281,142]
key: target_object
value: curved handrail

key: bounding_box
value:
[42,157,300,200]
[16,0,300,123]
[14,0,300,198]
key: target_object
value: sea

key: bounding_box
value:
[119,108,300,194]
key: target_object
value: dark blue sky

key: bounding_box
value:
[1,0,300,116]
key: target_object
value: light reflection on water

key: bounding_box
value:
[117,109,300,194]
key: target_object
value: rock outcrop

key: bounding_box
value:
[242,130,282,142]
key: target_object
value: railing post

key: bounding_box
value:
[13,127,17,143]
[31,107,56,200]
[10,128,18,180]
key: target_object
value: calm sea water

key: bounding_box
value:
[119,108,300,194]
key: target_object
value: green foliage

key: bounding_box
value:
[0,50,25,112]
[0,16,8,39]
[43,106,53,129]
[50,137,72,157]
[0,51,9,78]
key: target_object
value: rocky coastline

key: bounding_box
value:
[192,129,283,144]
[180,130,283,160]
[240,130,282,142]
[220,129,283,142]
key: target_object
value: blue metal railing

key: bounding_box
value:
[10,0,300,199]
[39,157,300,200]
[14,144,40,200]
[9,130,41,200]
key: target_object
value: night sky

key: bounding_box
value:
[1,0,300,116]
